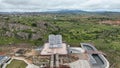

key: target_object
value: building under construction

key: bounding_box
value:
[40,34,109,68]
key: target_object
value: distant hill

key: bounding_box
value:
[0,9,120,15]
[45,9,87,14]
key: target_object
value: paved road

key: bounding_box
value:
[69,60,91,68]
[68,47,91,68]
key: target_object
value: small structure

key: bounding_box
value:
[41,35,67,55]
[40,35,68,68]
[15,49,26,56]
[80,43,109,68]
[49,35,62,48]
[0,56,11,67]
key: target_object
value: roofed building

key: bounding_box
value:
[41,35,67,55]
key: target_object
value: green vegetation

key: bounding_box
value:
[6,59,27,68]
[0,13,120,68]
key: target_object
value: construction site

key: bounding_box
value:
[0,34,109,68]
[38,34,109,68]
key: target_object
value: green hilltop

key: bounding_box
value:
[0,12,120,68]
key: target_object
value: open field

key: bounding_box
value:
[6,59,27,68]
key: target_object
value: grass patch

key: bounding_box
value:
[6,59,27,68]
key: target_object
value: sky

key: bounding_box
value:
[0,0,120,12]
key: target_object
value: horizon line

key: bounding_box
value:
[0,9,120,13]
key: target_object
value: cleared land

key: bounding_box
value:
[6,59,27,68]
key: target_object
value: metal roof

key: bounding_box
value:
[49,35,62,48]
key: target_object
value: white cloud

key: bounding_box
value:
[0,0,120,12]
